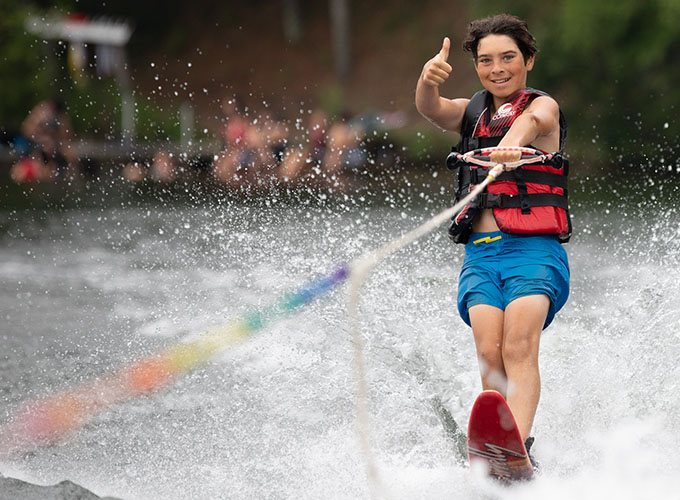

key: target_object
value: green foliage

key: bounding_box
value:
[318,83,345,119]
[389,125,452,167]
[64,79,122,138]
[0,1,50,130]
[135,98,182,143]
[64,79,182,142]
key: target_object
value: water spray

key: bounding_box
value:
[0,268,348,459]
[346,147,550,496]
[0,147,551,497]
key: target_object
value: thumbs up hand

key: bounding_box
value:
[421,37,453,87]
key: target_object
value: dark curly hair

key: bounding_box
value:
[462,14,537,63]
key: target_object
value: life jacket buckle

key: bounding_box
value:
[470,168,482,184]
[479,192,502,208]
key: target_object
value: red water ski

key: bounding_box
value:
[467,390,534,481]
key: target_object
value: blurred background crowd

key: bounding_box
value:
[3,0,680,196]
[10,93,379,191]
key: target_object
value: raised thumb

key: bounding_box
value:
[439,37,451,61]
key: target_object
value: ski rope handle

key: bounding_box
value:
[346,146,554,498]
[458,146,553,170]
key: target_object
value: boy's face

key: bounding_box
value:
[474,34,535,104]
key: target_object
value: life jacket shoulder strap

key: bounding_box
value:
[526,87,568,152]
[455,89,489,153]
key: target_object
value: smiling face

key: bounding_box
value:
[474,34,535,110]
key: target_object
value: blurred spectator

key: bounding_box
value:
[213,99,292,189]
[121,161,146,182]
[261,113,289,166]
[278,108,328,184]
[150,150,178,183]
[247,112,289,186]
[322,112,366,179]
[220,96,249,150]
[10,157,54,183]
[213,96,251,186]
[120,151,178,183]
[19,97,78,180]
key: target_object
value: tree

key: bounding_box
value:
[0,1,50,132]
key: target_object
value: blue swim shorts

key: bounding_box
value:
[457,231,570,330]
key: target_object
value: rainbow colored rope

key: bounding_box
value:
[0,266,349,459]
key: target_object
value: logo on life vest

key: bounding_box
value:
[495,103,514,119]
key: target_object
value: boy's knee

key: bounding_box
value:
[477,342,503,371]
[502,331,538,365]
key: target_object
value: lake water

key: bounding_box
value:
[1,171,680,499]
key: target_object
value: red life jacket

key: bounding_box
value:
[448,88,572,244]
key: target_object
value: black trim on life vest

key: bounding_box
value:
[469,167,568,189]
[455,90,490,154]
[476,192,569,210]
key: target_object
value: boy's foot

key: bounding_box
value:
[524,437,540,473]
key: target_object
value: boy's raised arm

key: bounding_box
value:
[415,37,469,132]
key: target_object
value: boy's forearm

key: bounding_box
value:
[498,113,542,147]
[415,79,443,123]
[416,83,467,131]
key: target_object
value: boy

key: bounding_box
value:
[415,14,571,464]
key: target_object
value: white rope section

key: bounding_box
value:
[346,147,551,497]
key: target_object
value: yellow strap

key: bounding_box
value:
[472,235,502,245]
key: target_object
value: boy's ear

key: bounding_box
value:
[526,54,535,71]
